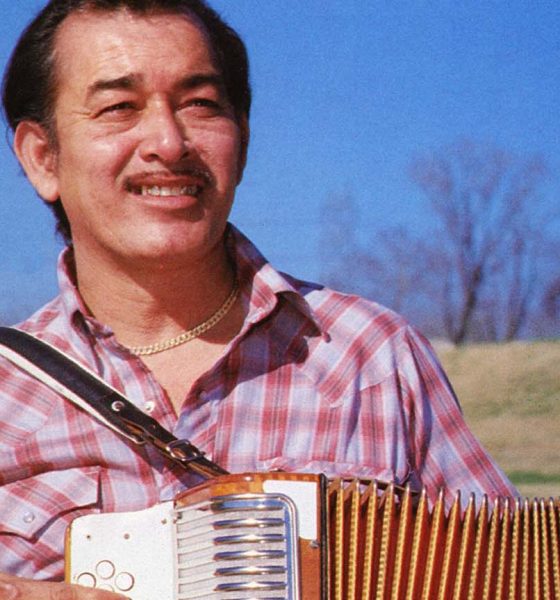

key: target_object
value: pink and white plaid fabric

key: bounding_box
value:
[0,226,516,580]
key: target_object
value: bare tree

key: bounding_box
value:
[318,191,362,293]
[543,278,560,321]
[320,140,557,344]
[319,194,447,336]
[410,139,549,344]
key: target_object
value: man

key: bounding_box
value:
[0,0,516,597]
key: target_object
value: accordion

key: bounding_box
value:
[65,472,560,599]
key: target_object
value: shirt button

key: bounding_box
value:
[22,511,35,524]
[144,401,156,413]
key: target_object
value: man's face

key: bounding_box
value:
[38,9,246,267]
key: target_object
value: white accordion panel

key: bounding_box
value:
[67,501,176,599]
[67,489,308,599]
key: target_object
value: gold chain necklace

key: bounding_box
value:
[128,283,239,357]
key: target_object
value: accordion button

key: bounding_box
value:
[96,560,115,580]
[76,573,96,588]
[115,572,135,592]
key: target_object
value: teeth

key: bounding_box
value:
[140,185,199,197]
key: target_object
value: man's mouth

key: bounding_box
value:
[126,169,212,199]
[138,184,201,197]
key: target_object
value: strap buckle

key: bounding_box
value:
[165,439,206,463]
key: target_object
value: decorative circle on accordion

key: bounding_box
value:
[115,572,135,592]
[76,572,96,588]
[96,560,115,579]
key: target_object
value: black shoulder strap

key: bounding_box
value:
[0,326,228,479]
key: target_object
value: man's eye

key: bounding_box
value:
[192,98,218,106]
[186,98,225,113]
[99,101,135,115]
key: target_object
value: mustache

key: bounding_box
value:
[125,166,215,187]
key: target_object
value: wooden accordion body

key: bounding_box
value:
[66,472,560,599]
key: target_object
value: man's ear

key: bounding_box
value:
[13,120,60,202]
[236,115,250,184]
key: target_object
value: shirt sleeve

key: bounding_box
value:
[396,326,518,505]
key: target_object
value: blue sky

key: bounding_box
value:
[0,1,559,322]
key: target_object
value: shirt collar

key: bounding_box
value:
[56,248,114,338]
[226,224,327,337]
[55,225,327,338]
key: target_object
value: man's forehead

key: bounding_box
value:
[52,8,219,91]
[54,6,209,45]
[57,4,201,29]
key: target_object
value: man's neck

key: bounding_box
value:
[72,241,236,350]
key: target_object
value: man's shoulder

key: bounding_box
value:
[13,296,68,339]
[281,274,428,370]
[0,295,72,371]
[0,298,72,444]
[271,275,440,396]
[286,273,410,338]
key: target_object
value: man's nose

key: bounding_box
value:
[138,103,189,164]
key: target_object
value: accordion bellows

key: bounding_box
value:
[66,472,560,599]
[327,478,560,600]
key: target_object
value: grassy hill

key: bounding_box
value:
[438,339,560,499]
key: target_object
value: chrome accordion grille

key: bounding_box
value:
[175,493,300,599]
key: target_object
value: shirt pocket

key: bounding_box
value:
[0,466,102,580]
[0,466,101,540]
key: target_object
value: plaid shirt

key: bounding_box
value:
[0,225,516,580]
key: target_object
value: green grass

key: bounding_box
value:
[507,471,560,486]
[438,339,560,498]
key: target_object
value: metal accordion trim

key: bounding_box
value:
[65,472,560,599]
